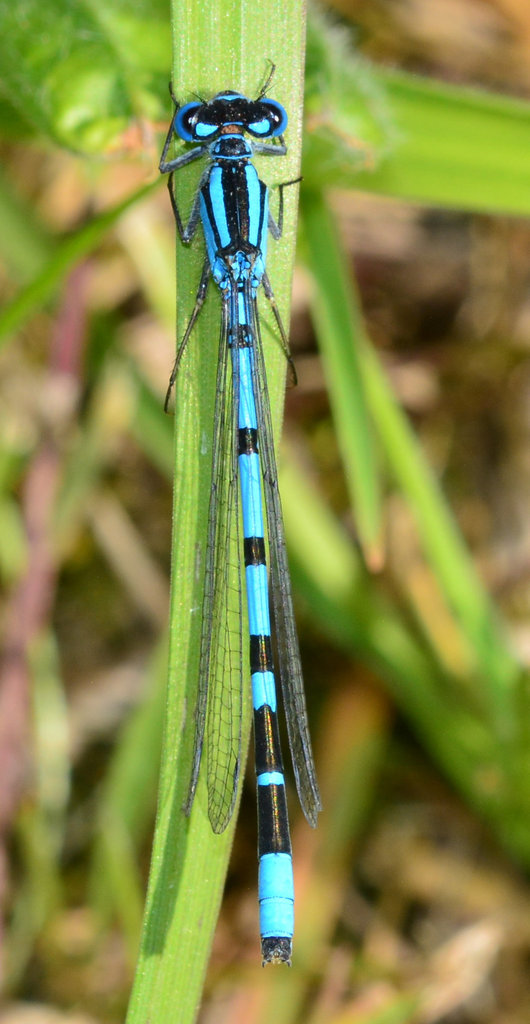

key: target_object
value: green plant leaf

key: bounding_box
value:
[0,0,170,150]
[304,10,530,216]
[126,2,307,1021]
[0,181,157,347]
[300,188,383,565]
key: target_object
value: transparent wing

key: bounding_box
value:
[248,286,322,827]
[185,300,244,834]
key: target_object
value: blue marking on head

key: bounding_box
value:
[248,117,269,135]
[195,121,220,138]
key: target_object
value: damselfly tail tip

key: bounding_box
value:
[261,936,292,966]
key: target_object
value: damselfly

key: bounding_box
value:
[159,69,321,965]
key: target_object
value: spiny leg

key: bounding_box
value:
[268,177,302,239]
[165,260,210,411]
[260,272,297,386]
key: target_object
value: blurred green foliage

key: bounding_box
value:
[1,1,530,1022]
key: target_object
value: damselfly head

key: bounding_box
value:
[175,93,287,143]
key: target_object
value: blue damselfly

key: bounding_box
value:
[160,68,321,964]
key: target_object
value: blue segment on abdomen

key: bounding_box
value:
[258,853,294,939]
[251,671,277,710]
[237,348,257,430]
[245,563,270,634]
[257,771,284,786]
[239,452,263,538]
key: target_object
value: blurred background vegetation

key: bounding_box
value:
[2,0,530,1021]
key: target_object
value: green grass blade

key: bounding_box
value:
[300,188,383,565]
[279,441,470,752]
[8,632,67,987]
[0,181,157,347]
[359,335,521,724]
[0,166,52,280]
[371,68,530,214]
[303,10,530,217]
[126,2,306,1020]
[278,442,530,865]
[128,371,175,479]
[90,636,168,963]
[302,187,520,735]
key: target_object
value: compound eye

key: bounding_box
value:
[258,99,288,137]
[174,101,202,141]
